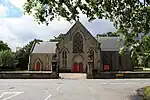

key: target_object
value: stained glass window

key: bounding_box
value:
[62,50,67,68]
[73,32,83,53]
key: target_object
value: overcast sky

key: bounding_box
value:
[0,0,116,51]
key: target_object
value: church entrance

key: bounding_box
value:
[35,61,41,71]
[73,62,83,73]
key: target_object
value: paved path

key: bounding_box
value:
[0,79,149,100]
[59,73,86,79]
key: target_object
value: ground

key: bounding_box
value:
[0,77,149,100]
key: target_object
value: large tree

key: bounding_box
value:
[24,0,150,67]
[0,50,17,69]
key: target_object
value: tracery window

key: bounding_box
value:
[73,32,83,53]
[62,50,67,68]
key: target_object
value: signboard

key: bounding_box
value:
[116,74,124,77]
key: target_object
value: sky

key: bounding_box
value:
[0,0,116,52]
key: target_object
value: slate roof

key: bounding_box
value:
[96,37,124,51]
[32,41,58,53]
[32,37,123,53]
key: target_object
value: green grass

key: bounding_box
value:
[143,86,150,100]
[134,67,150,72]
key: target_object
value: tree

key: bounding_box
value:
[0,50,17,69]
[24,0,150,67]
[0,41,11,51]
[15,39,43,70]
[96,32,118,37]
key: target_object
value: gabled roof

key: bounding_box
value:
[64,21,98,43]
[96,37,124,51]
[32,41,58,53]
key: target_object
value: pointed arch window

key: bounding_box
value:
[73,32,83,53]
[45,55,49,70]
[62,50,67,68]
[89,49,94,62]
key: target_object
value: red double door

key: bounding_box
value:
[73,62,83,73]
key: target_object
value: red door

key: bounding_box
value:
[35,61,40,71]
[73,63,78,72]
[76,64,79,73]
[79,63,83,73]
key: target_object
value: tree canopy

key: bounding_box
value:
[0,50,17,68]
[0,41,11,51]
[24,0,150,67]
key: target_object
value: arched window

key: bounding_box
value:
[62,50,67,68]
[45,55,49,70]
[73,32,83,53]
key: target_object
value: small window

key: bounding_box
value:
[62,50,67,68]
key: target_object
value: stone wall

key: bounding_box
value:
[93,72,150,79]
[0,71,58,79]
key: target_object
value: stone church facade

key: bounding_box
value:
[28,21,133,73]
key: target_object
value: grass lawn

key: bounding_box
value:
[134,67,150,72]
[143,86,150,100]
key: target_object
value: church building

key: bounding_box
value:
[28,21,133,73]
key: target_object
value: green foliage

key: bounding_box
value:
[24,0,150,67]
[15,39,43,70]
[0,41,11,51]
[0,50,17,68]
[96,32,119,37]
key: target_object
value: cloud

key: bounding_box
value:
[0,15,116,52]
[0,0,116,52]
[8,0,26,10]
[85,19,116,35]
[0,15,72,51]
[0,4,8,17]
[0,0,22,18]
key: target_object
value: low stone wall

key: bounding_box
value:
[94,72,150,79]
[0,71,58,79]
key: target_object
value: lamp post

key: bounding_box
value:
[52,54,57,74]
[52,61,57,72]
[87,54,94,79]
